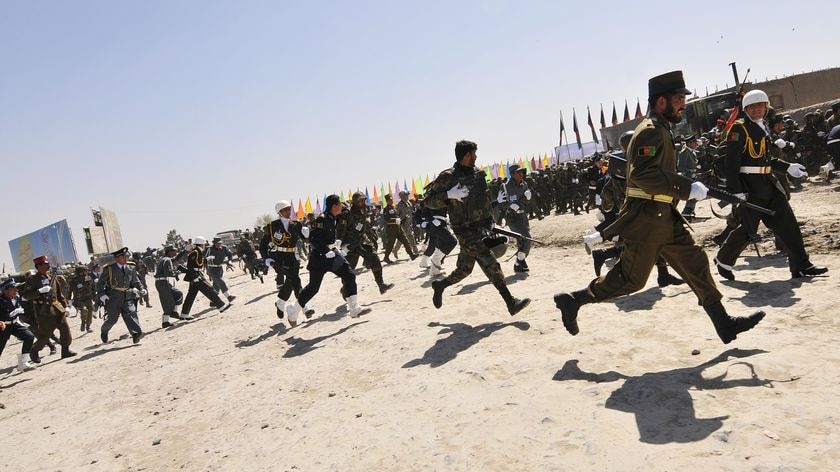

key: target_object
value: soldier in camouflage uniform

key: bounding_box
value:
[424,140,530,316]
[68,265,96,333]
[337,192,395,294]
[497,164,533,273]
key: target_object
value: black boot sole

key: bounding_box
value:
[553,293,580,335]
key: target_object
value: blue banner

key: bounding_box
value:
[8,219,78,272]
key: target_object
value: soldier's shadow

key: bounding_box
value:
[614,286,665,312]
[283,321,368,358]
[245,292,277,305]
[455,273,526,295]
[67,344,136,364]
[721,277,805,308]
[552,348,785,444]
[235,322,287,348]
[741,253,789,269]
[402,320,530,368]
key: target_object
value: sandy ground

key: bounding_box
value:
[2,180,839,472]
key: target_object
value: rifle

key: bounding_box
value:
[491,226,546,245]
[706,186,775,216]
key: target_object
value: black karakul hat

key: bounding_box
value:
[648,70,692,96]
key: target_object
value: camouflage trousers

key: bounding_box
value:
[445,227,506,292]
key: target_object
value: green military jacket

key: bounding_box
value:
[603,113,692,244]
[425,162,492,229]
[337,206,378,247]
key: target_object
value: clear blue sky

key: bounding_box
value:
[2,0,837,270]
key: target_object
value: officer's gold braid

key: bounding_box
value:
[735,123,767,159]
[269,221,291,245]
[193,249,204,268]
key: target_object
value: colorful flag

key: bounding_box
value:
[372,186,379,203]
[572,109,582,150]
[587,106,600,144]
[530,156,537,171]
[424,175,430,187]
[415,177,423,196]
[304,197,312,214]
[634,98,643,119]
[599,104,606,129]
[611,102,618,126]
[395,181,401,199]
[387,182,393,200]
[380,184,386,205]
[365,188,371,205]
[315,197,322,215]
[623,100,630,122]
[296,199,304,220]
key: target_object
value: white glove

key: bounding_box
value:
[68,300,74,308]
[334,239,342,248]
[10,307,25,317]
[583,232,603,251]
[325,251,336,259]
[205,255,215,261]
[447,183,469,202]
[820,162,835,173]
[509,203,520,212]
[421,222,428,228]
[130,288,141,297]
[787,163,807,178]
[264,258,275,267]
[733,193,748,201]
[432,219,441,227]
[394,218,401,225]
[141,288,147,296]
[100,295,109,303]
[301,226,310,238]
[774,138,787,149]
[689,182,708,200]
[38,286,51,294]
[595,210,605,223]
[65,307,71,315]
[595,194,602,206]
[340,245,349,257]
[523,189,532,200]
[497,192,506,204]
[788,141,796,149]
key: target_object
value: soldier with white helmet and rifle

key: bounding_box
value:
[714,89,828,280]
[260,200,314,325]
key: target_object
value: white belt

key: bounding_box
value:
[432,216,448,221]
[739,166,772,174]
[155,276,175,281]
[828,138,840,145]
[207,264,223,268]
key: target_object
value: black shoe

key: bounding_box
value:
[513,260,530,273]
[431,280,446,309]
[409,254,417,261]
[304,307,315,319]
[792,265,828,278]
[506,297,530,316]
[379,283,394,294]
[383,258,394,264]
[49,346,57,356]
[553,293,581,336]
[80,323,86,333]
[276,308,284,319]
[162,321,172,328]
[704,301,765,344]
[101,331,108,343]
[593,250,607,277]
[30,351,42,364]
[714,257,735,281]
[219,303,231,313]
[657,273,685,288]
[227,295,236,302]
[132,332,144,344]
[61,347,77,359]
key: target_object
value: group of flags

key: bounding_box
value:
[561,100,645,150]
[288,154,557,220]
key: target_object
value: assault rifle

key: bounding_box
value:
[491,225,546,245]
[706,186,775,216]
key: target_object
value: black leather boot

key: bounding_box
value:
[553,289,594,335]
[703,301,765,344]
[431,279,450,309]
[656,264,684,287]
[61,345,77,359]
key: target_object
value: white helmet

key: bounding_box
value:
[194,236,207,245]
[275,200,292,213]
[742,89,769,108]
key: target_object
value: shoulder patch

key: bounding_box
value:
[637,146,656,157]
[728,132,740,141]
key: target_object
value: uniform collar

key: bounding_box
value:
[650,112,672,131]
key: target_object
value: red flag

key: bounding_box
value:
[587,106,600,144]
[572,109,582,150]
[599,104,606,129]
[623,100,630,122]
[611,102,618,126]
[634,98,643,119]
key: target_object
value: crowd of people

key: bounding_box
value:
[3,70,838,374]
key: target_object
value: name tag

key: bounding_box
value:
[355,223,363,231]
[510,195,518,201]
[77,284,83,288]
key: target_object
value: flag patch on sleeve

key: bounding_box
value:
[637,146,655,157]
[729,132,740,141]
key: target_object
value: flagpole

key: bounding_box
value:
[560,110,571,163]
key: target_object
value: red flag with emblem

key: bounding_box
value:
[611,102,618,126]
[634,98,643,119]
[623,100,630,122]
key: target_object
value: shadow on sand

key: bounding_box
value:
[403,320,530,368]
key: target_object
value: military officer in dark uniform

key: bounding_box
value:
[714,89,828,280]
[424,140,530,316]
[96,247,146,344]
[382,194,418,263]
[180,237,231,320]
[286,195,369,321]
[23,255,76,362]
[260,200,313,323]
[1,278,38,372]
[154,245,184,328]
[206,237,236,303]
[68,265,96,333]
[554,71,765,344]
[497,164,533,273]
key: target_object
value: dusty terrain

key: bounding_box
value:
[2,179,839,472]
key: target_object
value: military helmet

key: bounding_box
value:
[194,236,207,245]
[351,191,365,202]
[618,130,634,153]
[742,89,769,108]
[482,236,508,258]
[275,200,292,213]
